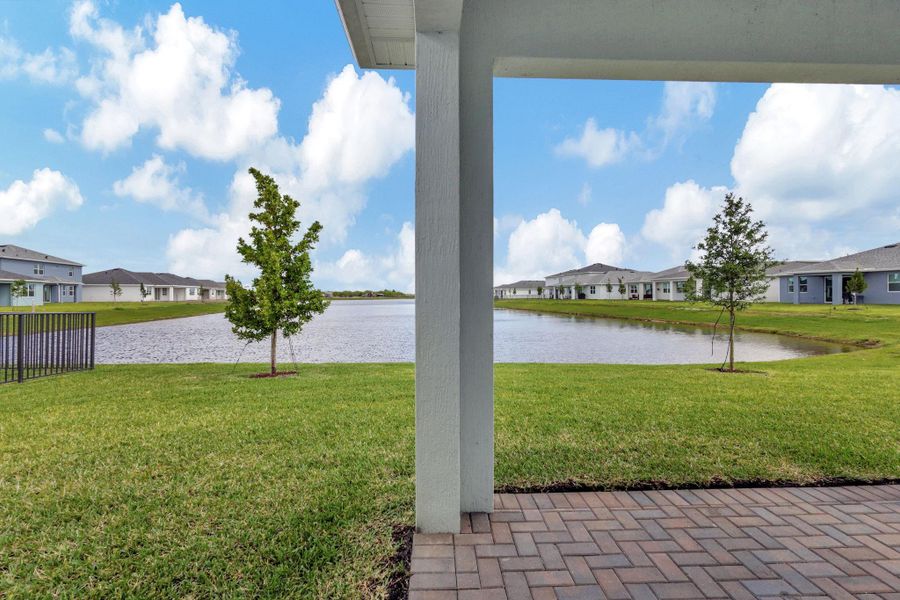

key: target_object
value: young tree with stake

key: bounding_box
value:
[10,280,27,311]
[685,193,775,372]
[225,168,329,376]
[847,268,867,305]
[109,279,123,302]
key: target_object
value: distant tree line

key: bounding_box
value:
[330,289,413,298]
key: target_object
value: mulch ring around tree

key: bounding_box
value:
[249,371,298,379]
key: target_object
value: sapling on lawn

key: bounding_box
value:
[10,279,27,311]
[109,279,123,302]
[847,268,867,305]
[685,193,776,372]
[225,168,329,376]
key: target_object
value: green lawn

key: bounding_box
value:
[1,301,898,597]
[496,299,900,346]
[0,301,227,327]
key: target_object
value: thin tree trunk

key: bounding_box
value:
[270,330,277,375]
[728,309,736,372]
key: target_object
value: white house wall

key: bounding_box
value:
[83,285,150,302]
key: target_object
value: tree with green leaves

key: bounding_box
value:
[555,284,564,299]
[605,281,613,294]
[139,282,149,303]
[574,283,583,299]
[225,168,329,376]
[109,279,123,302]
[536,285,543,298]
[197,284,207,303]
[685,193,775,372]
[617,277,626,298]
[847,268,867,305]
[10,280,27,311]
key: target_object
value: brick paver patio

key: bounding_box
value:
[409,485,900,599]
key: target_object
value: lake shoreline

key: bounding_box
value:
[495,299,880,349]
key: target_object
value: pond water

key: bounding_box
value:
[95,299,852,365]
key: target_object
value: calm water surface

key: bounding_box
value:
[95,299,851,364]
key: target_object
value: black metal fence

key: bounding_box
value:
[0,312,96,384]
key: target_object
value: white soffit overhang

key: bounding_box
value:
[335,0,416,69]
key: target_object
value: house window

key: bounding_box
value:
[799,276,808,293]
[161,288,168,297]
[33,264,44,275]
[628,284,638,295]
[189,287,196,295]
[26,284,35,297]
[676,281,685,293]
[889,273,900,292]
[661,282,671,294]
[589,285,596,294]
[787,277,795,293]
[68,269,74,277]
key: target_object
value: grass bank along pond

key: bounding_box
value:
[92,298,851,364]
[1,301,898,597]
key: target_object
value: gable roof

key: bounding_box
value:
[0,244,83,267]
[84,269,226,288]
[0,269,44,282]
[651,265,691,281]
[780,243,900,274]
[766,261,820,277]
[83,268,151,285]
[495,280,544,289]
[546,263,626,278]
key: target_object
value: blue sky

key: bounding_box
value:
[2,1,899,291]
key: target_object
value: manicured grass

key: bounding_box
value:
[496,299,900,347]
[0,301,227,327]
[1,355,899,597]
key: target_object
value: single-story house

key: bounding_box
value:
[650,266,692,301]
[764,261,818,302]
[82,269,228,302]
[778,242,900,304]
[492,280,544,299]
[194,279,229,300]
[0,244,83,307]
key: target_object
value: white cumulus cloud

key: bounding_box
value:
[165,64,414,278]
[585,222,626,265]
[316,222,416,292]
[0,35,77,84]
[43,128,65,144]
[557,82,717,169]
[70,1,279,160]
[113,155,208,220]
[495,208,627,284]
[555,118,640,168]
[654,82,716,143]
[0,168,84,235]
[642,84,900,262]
[641,180,727,260]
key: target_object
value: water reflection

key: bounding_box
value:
[95,299,852,365]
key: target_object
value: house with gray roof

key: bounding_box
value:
[0,244,83,307]
[83,268,228,302]
[650,266,692,301]
[776,243,900,304]
[492,280,545,299]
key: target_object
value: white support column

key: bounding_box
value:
[459,47,493,515]
[832,273,842,305]
[416,30,462,533]
[415,29,494,533]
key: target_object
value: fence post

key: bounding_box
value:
[17,313,24,384]
[90,313,96,369]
